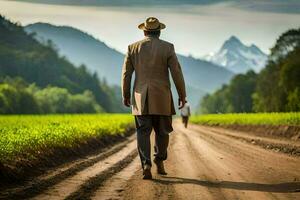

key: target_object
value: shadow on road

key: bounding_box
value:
[152,176,300,193]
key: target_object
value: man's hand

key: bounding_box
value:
[123,98,131,107]
[178,98,186,109]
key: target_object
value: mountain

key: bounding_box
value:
[25,23,234,110]
[25,23,124,85]
[0,15,123,112]
[204,36,268,74]
[177,55,233,92]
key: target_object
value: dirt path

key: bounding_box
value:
[2,121,299,200]
[121,122,300,200]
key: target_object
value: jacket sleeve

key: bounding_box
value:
[121,46,134,99]
[167,44,186,99]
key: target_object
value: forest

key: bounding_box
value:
[200,29,300,113]
[0,15,125,114]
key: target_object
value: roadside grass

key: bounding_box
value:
[190,112,300,126]
[0,114,134,164]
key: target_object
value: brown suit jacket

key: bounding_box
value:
[122,36,186,116]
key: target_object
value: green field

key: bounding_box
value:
[190,113,300,126]
[0,114,134,164]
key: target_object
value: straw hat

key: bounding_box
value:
[138,17,166,31]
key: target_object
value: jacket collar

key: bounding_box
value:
[145,35,159,39]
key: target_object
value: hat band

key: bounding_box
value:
[145,23,160,30]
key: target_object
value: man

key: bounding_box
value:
[181,102,191,128]
[121,17,186,180]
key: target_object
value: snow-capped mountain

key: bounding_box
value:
[205,36,268,74]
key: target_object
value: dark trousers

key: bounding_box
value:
[182,116,189,128]
[134,115,173,169]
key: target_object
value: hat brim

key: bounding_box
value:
[138,22,166,31]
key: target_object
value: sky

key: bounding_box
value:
[0,0,299,58]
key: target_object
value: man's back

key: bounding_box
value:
[122,35,186,115]
[129,37,172,87]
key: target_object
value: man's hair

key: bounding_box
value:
[144,30,161,37]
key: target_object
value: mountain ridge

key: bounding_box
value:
[204,35,267,73]
[26,23,124,84]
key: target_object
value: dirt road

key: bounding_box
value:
[3,121,300,200]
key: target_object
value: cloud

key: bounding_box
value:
[7,0,300,14]
[8,0,300,14]
[234,0,300,14]
[5,0,224,6]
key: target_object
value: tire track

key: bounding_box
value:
[188,124,300,174]
[177,125,274,199]
[1,135,136,200]
[65,150,138,200]
[30,137,137,200]
[191,125,300,157]
[178,124,300,199]
[171,128,228,200]
[91,157,140,200]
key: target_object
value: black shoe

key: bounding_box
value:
[154,159,167,175]
[143,164,152,180]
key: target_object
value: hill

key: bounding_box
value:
[0,15,123,112]
[25,23,124,85]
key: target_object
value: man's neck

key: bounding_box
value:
[145,35,160,39]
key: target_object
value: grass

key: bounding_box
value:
[190,112,300,126]
[0,114,134,164]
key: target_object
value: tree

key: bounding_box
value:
[0,83,39,114]
[200,71,257,114]
[0,77,103,114]
[254,29,300,112]
[0,15,116,112]
[226,71,257,113]
[200,85,231,114]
